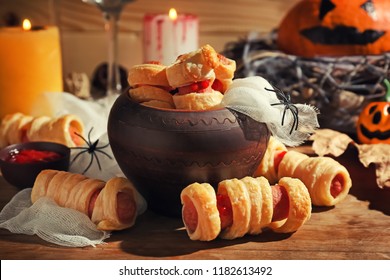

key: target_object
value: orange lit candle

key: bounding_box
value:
[143,8,199,65]
[0,19,63,119]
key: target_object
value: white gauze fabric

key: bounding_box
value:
[0,93,147,247]
[0,188,109,247]
[220,76,319,146]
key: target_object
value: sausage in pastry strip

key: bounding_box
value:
[217,178,251,240]
[212,53,236,93]
[181,182,221,241]
[24,114,84,147]
[180,176,311,241]
[240,176,273,235]
[268,177,311,233]
[166,45,224,110]
[256,137,352,206]
[0,113,33,148]
[254,136,288,184]
[31,170,143,231]
[279,152,352,206]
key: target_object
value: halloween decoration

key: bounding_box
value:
[277,0,390,57]
[71,127,113,174]
[356,79,390,144]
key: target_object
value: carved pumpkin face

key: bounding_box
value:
[357,101,390,144]
[277,0,390,57]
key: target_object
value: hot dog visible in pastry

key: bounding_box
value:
[256,136,352,206]
[181,183,221,241]
[212,53,236,93]
[166,45,222,110]
[126,45,236,111]
[0,113,84,148]
[180,176,312,241]
[31,170,144,231]
[166,44,219,89]
[254,136,288,184]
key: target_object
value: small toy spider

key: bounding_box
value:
[71,127,113,174]
[266,86,299,134]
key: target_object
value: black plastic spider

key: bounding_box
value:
[266,86,299,134]
[70,127,113,174]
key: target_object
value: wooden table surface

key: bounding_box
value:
[1,146,389,260]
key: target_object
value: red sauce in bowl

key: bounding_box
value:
[6,149,62,164]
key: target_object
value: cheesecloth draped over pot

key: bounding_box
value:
[220,76,319,147]
[0,93,147,247]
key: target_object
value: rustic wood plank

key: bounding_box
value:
[1,145,389,260]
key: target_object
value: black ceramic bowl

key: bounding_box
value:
[0,142,70,189]
[108,93,270,217]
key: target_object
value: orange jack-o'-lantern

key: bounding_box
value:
[356,80,390,144]
[277,0,390,57]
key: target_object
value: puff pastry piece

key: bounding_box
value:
[25,114,84,147]
[129,85,174,105]
[127,63,170,88]
[180,176,311,241]
[0,113,84,148]
[240,176,263,235]
[181,182,221,241]
[173,90,224,111]
[31,170,144,231]
[213,54,236,93]
[91,177,139,231]
[269,177,311,233]
[0,113,33,148]
[141,100,175,109]
[279,151,352,206]
[254,136,288,184]
[240,176,273,235]
[166,44,219,88]
[217,178,251,240]
[255,176,274,231]
[257,137,352,206]
[214,54,236,80]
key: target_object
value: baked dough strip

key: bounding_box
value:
[255,136,352,206]
[180,176,312,241]
[31,170,142,231]
[0,113,84,148]
[126,45,236,110]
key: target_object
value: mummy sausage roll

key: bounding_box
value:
[127,63,175,109]
[254,136,288,185]
[0,112,33,149]
[31,170,146,231]
[0,113,84,148]
[254,136,352,206]
[180,176,311,241]
[126,45,236,111]
[166,44,233,110]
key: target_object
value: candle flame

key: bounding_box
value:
[169,8,178,20]
[22,19,32,31]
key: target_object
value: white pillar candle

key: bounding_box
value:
[143,9,199,65]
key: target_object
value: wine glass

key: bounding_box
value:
[82,0,135,96]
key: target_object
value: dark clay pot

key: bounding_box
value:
[108,93,270,217]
